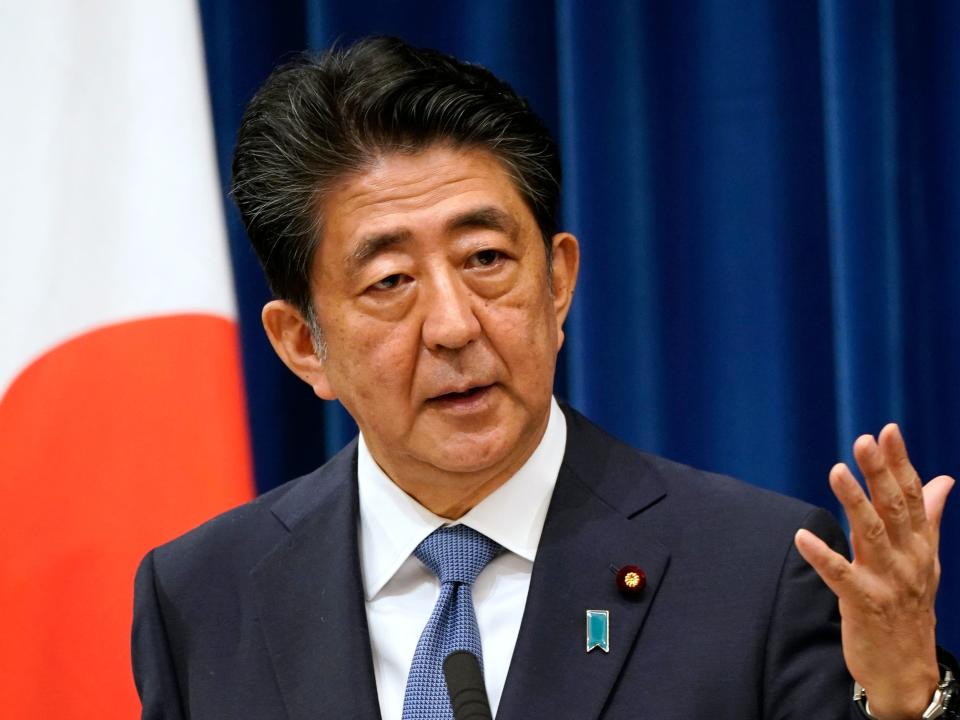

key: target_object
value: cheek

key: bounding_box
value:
[485,294,559,372]
[325,317,418,395]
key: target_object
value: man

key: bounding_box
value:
[132,37,957,719]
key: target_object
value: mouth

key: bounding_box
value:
[428,383,496,410]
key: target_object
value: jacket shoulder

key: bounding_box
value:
[562,404,839,540]
[147,439,358,588]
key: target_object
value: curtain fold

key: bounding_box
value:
[820,0,905,455]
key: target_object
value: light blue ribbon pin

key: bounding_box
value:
[585,609,609,653]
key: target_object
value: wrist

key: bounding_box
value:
[864,683,938,719]
[855,661,959,720]
[873,667,941,719]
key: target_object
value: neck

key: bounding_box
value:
[403,472,512,519]
[367,410,551,519]
[388,442,539,519]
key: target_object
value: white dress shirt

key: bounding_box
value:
[358,397,567,720]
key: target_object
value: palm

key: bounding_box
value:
[794,424,953,719]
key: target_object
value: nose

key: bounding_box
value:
[420,271,482,351]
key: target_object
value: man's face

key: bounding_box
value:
[302,145,577,488]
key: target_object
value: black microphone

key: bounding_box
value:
[443,650,493,720]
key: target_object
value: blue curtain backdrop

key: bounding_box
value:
[199,1,959,650]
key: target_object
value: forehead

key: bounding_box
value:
[317,145,534,254]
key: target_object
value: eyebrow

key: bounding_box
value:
[345,205,519,274]
[444,206,519,239]
[347,229,413,272]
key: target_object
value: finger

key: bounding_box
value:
[794,528,856,599]
[878,423,926,531]
[829,462,893,563]
[853,435,912,547]
[923,475,955,547]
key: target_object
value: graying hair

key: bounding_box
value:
[231,36,561,328]
[304,301,327,360]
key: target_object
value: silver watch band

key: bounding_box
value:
[853,666,958,720]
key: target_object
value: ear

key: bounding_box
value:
[261,300,337,400]
[549,232,580,350]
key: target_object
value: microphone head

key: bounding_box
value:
[443,650,493,720]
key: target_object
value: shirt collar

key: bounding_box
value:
[357,397,567,601]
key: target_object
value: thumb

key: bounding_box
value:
[923,475,955,544]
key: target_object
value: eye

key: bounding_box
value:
[469,249,505,268]
[370,274,407,291]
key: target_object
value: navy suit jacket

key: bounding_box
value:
[133,406,866,719]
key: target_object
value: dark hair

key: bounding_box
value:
[231,36,561,321]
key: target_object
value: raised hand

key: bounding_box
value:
[794,423,954,720]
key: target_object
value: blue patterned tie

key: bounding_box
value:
[401,525,502,720]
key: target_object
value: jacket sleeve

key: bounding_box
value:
[132,549,186,720]
[761,508,870,720]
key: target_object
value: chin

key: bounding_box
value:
[425,432,516,474]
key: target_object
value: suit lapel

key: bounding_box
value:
[250,441,382,720]
[496,410,671,720]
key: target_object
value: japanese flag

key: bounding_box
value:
[0,2,254,716]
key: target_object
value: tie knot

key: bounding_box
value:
[414,525,502,585]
